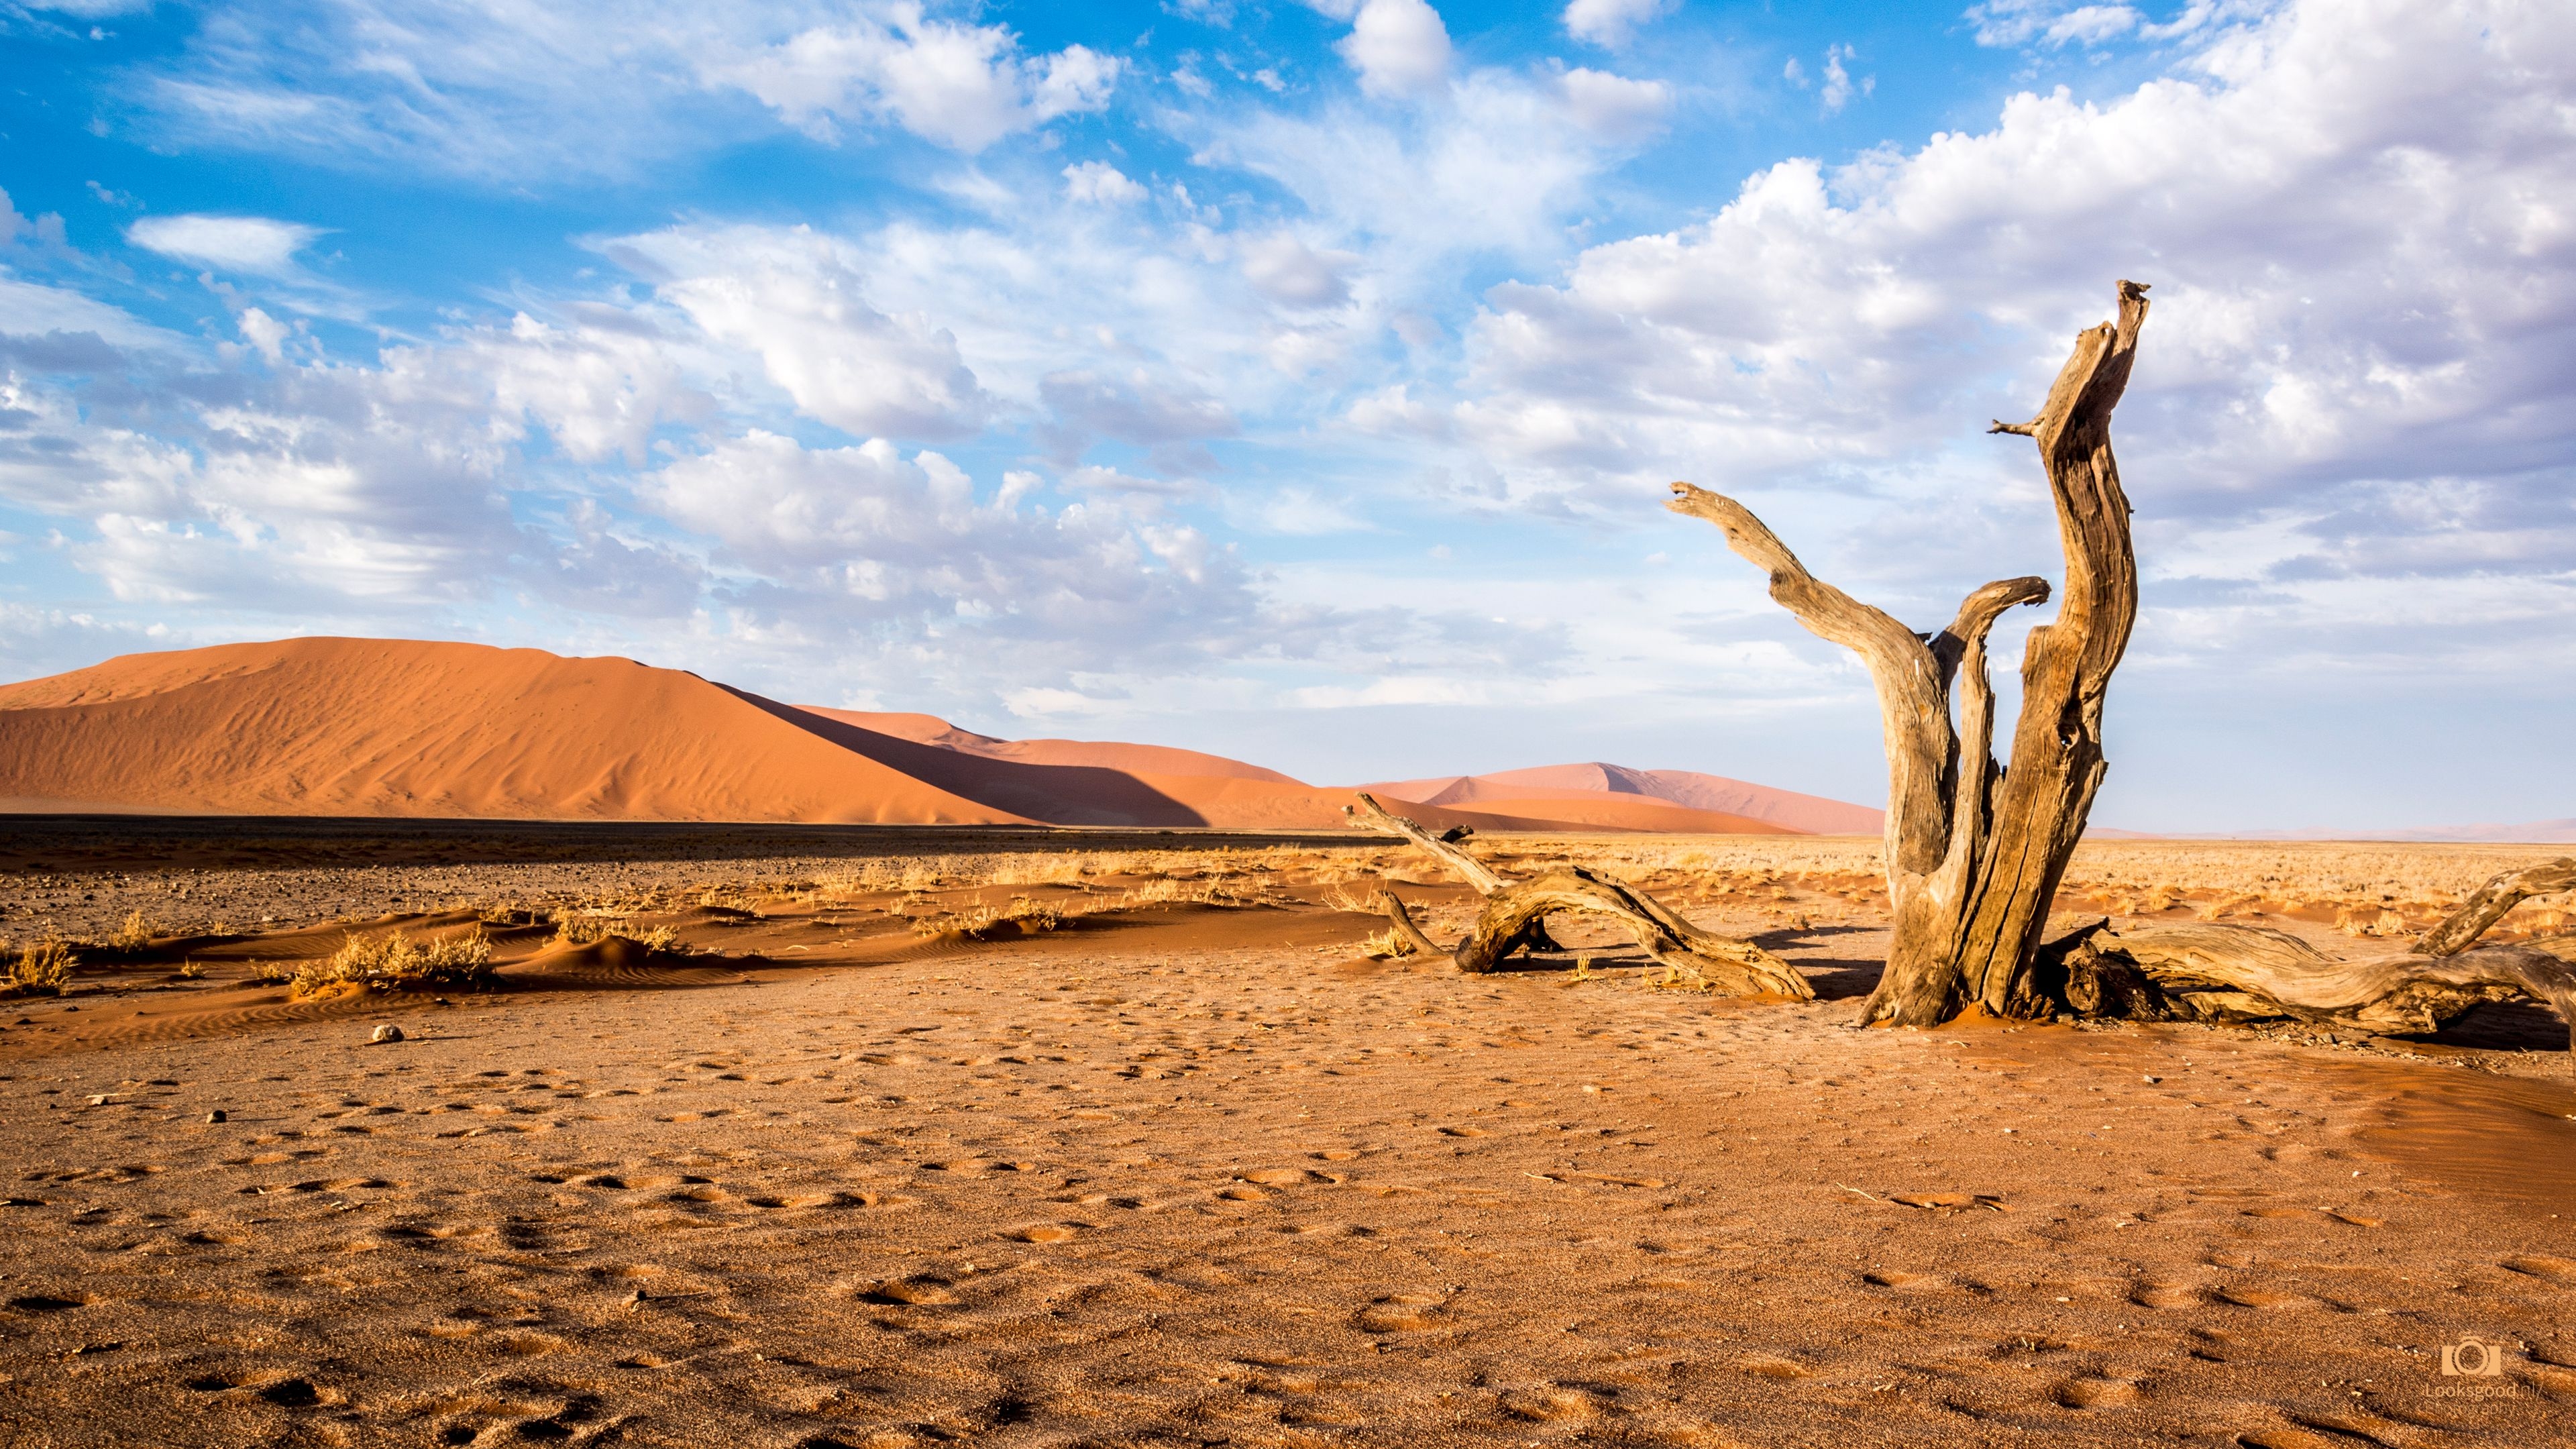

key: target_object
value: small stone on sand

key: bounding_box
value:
[205,1110,226,1124]
[370,1024,405,1044]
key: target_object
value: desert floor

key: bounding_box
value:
[1,821,2572,1447]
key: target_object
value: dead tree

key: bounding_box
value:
[1668,280,2151,1026]
[1345,793,1813,998]
[2039,857,2576,1055]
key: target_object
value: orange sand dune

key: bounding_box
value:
[0,639,1034,824]
[0,638,1871,833]
[1368,761,1883,836]
[802,706,1301,784]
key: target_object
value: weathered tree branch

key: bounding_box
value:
[2039,857,2576,1063]
[1345,794,1811,997]
[1348,792,1505,893]
[2414,857,2576,959]
[1372,889,1446,958]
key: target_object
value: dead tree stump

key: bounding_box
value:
[1346,794,1812,998]
[1668,280,2151,1026]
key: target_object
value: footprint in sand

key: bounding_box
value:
[2503,1254,2576,1282]
[1353,1294,1442,1333]
[2128,1281,2200,1309]
[2053,1377,2142,1407]
[1498,1387,1601,1422]
[861,1277,955,1306]
[1237,1169,1322,1186]
[8,1293,91,1313]
[2210,1285,2313,1309]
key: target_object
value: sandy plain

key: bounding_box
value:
[3,820,2573,1448]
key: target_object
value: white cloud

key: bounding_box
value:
[125,214,323,276]
[1967,0,2147,48]
[1557,67,1670,141]
[1337,0,1453,99]
[610,223,989,441]
[1239,233,1355,308]
[640,429,1263,669]
[1063,160,1148,204]
[710,6,1120,152]
[1438,0,2576,645]
[1819,44,1871,114]
[1562,0,1674,49]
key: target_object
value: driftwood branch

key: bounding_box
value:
[1372,889,1446,958]
[2043,859,2576,1062]
[2414,857,2576,958]
[1348,792,1506,893]
[1346,794,1811,998]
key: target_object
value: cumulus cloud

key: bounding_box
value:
[711,5,1121,152]
[125,214,323,276]
[1336,0,1452,99]
[1562,0,1674,49]
[1434,0,2576,698]
[641,429,1263,670]
[1238,233,1356,308]
[610,224,989,441]
[1557,67,1670,140]
[116,1,1120,178]
[1063,160,1148,204]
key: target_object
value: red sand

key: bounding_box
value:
[0,638,1876,835]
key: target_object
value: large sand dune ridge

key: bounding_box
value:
[0,638,1854,834]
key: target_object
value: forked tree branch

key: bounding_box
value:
[2413,857,2576,958]
[1346,792,1507,894]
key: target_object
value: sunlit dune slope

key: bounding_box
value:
[1366,761,1883,836]
[0,639,1022,824]
[0,638,1867,833]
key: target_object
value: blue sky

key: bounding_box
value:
[1,0,2569,830]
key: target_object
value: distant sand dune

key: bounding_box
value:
[0,637,1876,834]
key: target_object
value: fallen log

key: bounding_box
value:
[1344,793,1812,998]
[2037,857,2576,1057]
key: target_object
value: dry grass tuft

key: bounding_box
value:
[294,926,494,996]
[914,897,1063,941]
[7,934,75,994]
[106,910,158,954]
[1359,927,1417,959]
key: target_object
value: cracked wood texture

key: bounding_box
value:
[1344,794,1810,998]
[1668,280,2150,1027]
[2043,866,2576,1061]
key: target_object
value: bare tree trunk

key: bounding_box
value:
[1346,794,1812,998]
[1668,280,2151,1027]
[2037,859,2576,1061]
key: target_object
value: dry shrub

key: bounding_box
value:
[914,897,1062,941]
[1359,927,1417,959]
[107,910,158,954]
[551,912,689,953]
[7,934,74,994]
[294,926,494,996]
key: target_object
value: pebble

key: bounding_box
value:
[205,1110,226,1124]
[370,1024,405,1044]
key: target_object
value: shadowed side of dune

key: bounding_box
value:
[731,690,1214,828]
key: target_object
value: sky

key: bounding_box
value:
[0,0,2569,832]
